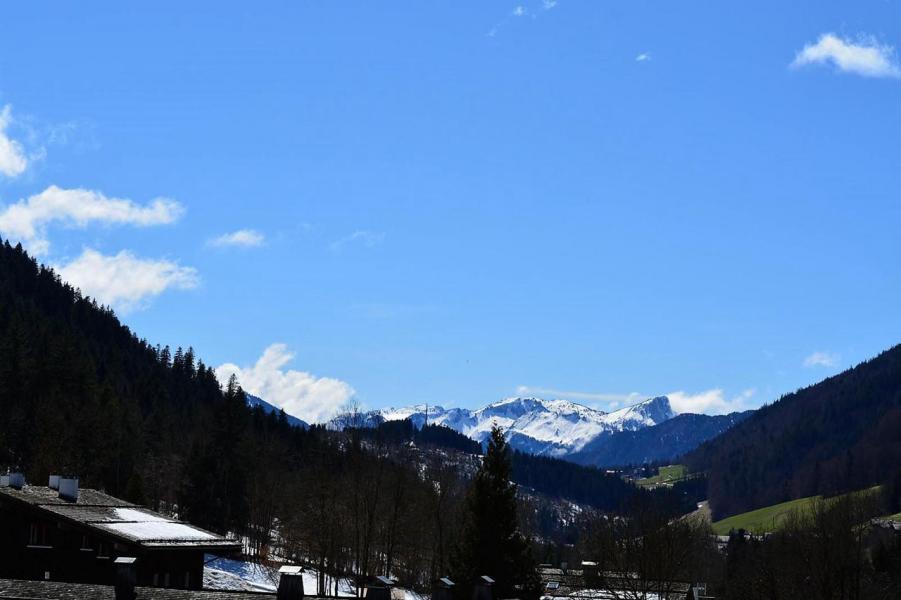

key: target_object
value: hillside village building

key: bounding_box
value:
[0,476,240,591]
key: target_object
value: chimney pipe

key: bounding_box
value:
[433,577,455,600]
[49,475,60,490]
[7,473,25,490]
[114,557,137,600]
[581,561,599,588]
[277,565,304,600]
[59,477,79,502]
[472,575,494,600]
[365,576,396,600]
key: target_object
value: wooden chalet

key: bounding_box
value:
[0,476,240,591]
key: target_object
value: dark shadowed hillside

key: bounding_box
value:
[686,344,901,519]
[569,411,753,468]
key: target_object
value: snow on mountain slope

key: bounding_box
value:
[345,396,675,458]
[246,393,309,429]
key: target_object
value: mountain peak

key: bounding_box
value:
[332,394,676,458]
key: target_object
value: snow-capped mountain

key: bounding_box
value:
[331,396,675,458]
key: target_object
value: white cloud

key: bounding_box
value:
[542,0,557,9]
[791,33,901,78]
[0,105,29,177]
[515,385,643,407]
[216,344,356,424]
[329,230,385,252]
[209,229,265,248]
[512,5,527,17]
[56,248,198,312]
[803,351,840,368]
[636,52,652,62]
[666,388,755,415]
[0,185,183,255]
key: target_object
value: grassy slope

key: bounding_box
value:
[636,464,687,488]
[711,496,818,535]
[711,486,884,535]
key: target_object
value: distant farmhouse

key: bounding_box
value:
[0,474,240,590]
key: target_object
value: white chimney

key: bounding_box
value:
[59,477,79,502]
[8,473,25,490]
[49,475,60,490]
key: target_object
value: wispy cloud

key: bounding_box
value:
[488,1,557,37]
[791,33,901,78]
[56,248,198,312]
[803,351,840,368]
[0,185,183,255]
[329,230,385,252]
[208,229,265,248]
[515,385,643,407]
[666,388,756,415]
[517,385,756,415]
[0,105,30,178]
[636,52,652,62]
[216,344,356,424]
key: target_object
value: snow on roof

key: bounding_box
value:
[0,485,238,549]
[101,521,216,542]
[113,508,171,522]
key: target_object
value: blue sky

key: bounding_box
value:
[1,2,899,422]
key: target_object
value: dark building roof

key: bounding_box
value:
[0,578,272,600]
[537,566,692,599]
[0,485,134,508]
[0,485,239,551]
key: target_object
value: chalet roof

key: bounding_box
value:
[0,578,271,599]
[0,485,239,551]
[0,485,134,507]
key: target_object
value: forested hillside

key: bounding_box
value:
[686,344,901,519]
[0,239,665,592]
[0,239,469,589]
[570,411,752,468]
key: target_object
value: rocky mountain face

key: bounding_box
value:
[330,395,679,458]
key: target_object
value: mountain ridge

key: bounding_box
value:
[570,410,754,467]
[245,393,309,429]
[328,395,677,457]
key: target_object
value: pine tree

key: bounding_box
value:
[451,425,539,600]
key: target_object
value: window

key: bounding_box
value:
[97,541,110,559]
[163,572,170,587]
[28,522,51,547]
[184,572,191,589]
[80,534,92,551]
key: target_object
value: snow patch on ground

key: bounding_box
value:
[203,555,425,599]
[204,556,277,592]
